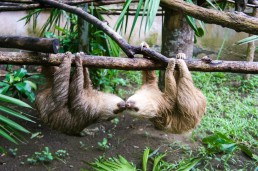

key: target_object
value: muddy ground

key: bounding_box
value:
[0,106,256,171]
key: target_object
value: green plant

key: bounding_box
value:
[55,149,69,159]
[97,138,110,151]
[0,94,34,144]
[85,155,136,171]
[8,148,18,157]
[0,68,37,102]
[27,147,69,165]
[27,147,54,164]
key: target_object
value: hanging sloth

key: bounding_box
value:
[125,53,206,133]
[35,52,126,135]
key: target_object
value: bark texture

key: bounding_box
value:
[160,0,258,35]
[0,52,257,73]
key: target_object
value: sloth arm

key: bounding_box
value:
[51,53,72,107]
[164,58,177,105]
[141,70,157,85]
[69,54,85,109]
[176,59,200,115]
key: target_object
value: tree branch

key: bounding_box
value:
[0,52,257,73]
[31,0,169,63]
[160,0,258,35]
[0,36,59,53]
[2,0,258,35]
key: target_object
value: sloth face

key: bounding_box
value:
[125,85,161,119]
[98,93,125,120]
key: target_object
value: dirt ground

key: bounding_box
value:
[0,106,256,171]
[0,105,193,171]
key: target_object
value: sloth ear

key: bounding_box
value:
[142,71,157,85]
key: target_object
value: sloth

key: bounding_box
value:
[125,53,206,133]
[35,52,126,135]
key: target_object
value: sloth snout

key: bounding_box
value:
[113,101,126,114]
[125,101,139,112]
[117,101,126,109]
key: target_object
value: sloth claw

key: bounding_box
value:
[176,53,186,59]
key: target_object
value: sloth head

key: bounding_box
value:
[97,92,126,120]
[125,85,163,119]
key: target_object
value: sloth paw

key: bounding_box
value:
[176,53,186,59]
[140,41,149,51]
[60,52,72,68]
[167,58,176,70]
[75,52,83,67]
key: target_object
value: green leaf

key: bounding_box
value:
[129,0,144,40]
[114,0,133,32]
[0,105,34,123]
[142,147,150,171]
[152,153,166,171]
[0,82,9,87]
[0,128,17,144]
[0,115,30,133]
[236,35,258,45]
[177,157,202,171]
[24,80,37,90]
[0,94,32,108]
[14,68,27,79]
[0,85,10,94]
[238,144,254,159]
[5,74,14,84]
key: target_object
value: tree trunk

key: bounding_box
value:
[78,4,89,53]
[244,8,258,80]
[159,7,194,90]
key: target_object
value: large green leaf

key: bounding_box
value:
[0,128,17,144]
[142,147,150,171]
[14,68,27,80]
[236,35,258,45]
[0,105,34,123]
[90,155,136,171]
[177,157,202,171]
[0,115,30,133]
[114,0,133,32]
[24,80,37,90]
[129,0,144,40]
[0,94,32,108]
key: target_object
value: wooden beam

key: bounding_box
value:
[0,51,258,73]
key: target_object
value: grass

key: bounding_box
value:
[192,72,258,148]
[107,71,258,170]
[119,70,257,148]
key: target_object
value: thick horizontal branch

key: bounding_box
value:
[0,36,59,53]
[0,0,138,11]
[160,0,258,35]
[0,52,257,73]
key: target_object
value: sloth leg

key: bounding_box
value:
[164,58,177,101]
[142,71,157,85]
[83,67,93,90]
[176,59,200,119]
[51,52,72,106]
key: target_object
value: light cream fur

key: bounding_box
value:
[126,58,206,133]
[35,52,125,135]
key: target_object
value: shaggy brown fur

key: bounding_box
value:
[35,52,125,135]
[125,56,206,133]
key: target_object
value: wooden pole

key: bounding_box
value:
[0,36,60,54]
[0,52,258,73]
